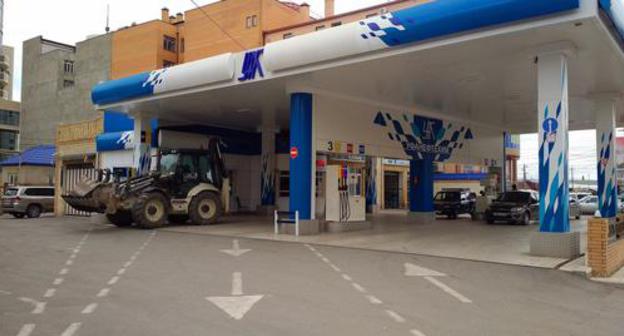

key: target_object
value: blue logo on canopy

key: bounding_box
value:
[542,117,558,133]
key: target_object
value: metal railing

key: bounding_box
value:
[274,210,300,236]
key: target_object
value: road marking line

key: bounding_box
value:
[352,283,366,293]
[124,261,132,268]
[60,322,82,336]
[65,260,73,266]
[321,257,330,263]
[0,289,11,295]
[43,288,56,298]
[73,248,80,253]
[107,276,120,285]
[341,274,352,281]
[19,298,46,314]
[232,272,243,296]
[97,288,111,298]
[329,264,341,272]
[32,302,46,314]
[366,295,382,304]
[59,268,69,275]
[68,254,77,260]
[53,278,64,285]
[81,303,98,314]
[16,323,35,336]
[385,309,406,323]
[424,276,472,303]
[410,329,428,336]
[117,268,126,275]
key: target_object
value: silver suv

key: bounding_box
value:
[2,186,55,218]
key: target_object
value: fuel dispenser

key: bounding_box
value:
[325,163,366,222]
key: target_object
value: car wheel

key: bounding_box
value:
[26,205,42,218]
[12,213,25,219]
[189,192,222,225]
[132,192,169,229]
[521,212,530,225]
[106,211,133,227]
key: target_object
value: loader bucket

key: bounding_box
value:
[62,179,112,214]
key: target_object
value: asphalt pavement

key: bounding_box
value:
[1,215,623,336]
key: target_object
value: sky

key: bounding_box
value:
[2,0,603,180]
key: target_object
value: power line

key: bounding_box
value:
[188,0,247,51]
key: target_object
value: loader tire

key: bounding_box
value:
[189,192,222,225]
[133,192,168,229]
[106,211,133,227]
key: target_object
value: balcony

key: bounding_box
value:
[0,55,8,72]
[0,73,8,89]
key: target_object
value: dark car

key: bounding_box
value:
[485,191,539,225]
[434,188,476,219]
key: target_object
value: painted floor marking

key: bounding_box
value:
[117,268,126,275]
[60,322,82,336]
[43,288,56,298]
[0,289,12,295]
[366,295,383,305]
[107,276,120,285]
[385,309,406,323]
[97,288,111,298]
[19,298,46,314]
[53,278,64,285]
[306,246,426,335]
[424,276,472,304]
[404,263,472,304]
[124,261,133,268]
[65,260,73,266]
[59,268,69,275]
[81,302,98,314]
[410,329,428,336]
[15,323,35,336]
[206,272,264,320]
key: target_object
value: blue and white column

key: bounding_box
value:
[133,115,152,177]
[595,96,619,219]
[531,46,580,259]
[259,108,277,213]
[537,51,570,233]
[289,93,316,223]
[408,158,434,221]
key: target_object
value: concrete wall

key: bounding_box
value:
[1,45,14,99]
[21,35,111,149]
[1,165,54,186]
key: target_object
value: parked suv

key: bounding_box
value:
[2,186,55,218]
[434,188,476,219]
[485,190,538,225]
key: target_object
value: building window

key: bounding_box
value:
[0,130,17,151]
[283,33,294,39]
[63,80,74,88]
[246,15,258,28]
[163,60,176,68]
[366,13,378,18]
[163,35,177,52]
[279,171,289,197]
[331,21,342,27]
[0,110,19,126]
[315,25,325,31]
[64,60,74,74]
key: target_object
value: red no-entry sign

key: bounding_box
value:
[290,147,299,159]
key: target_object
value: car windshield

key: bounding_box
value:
[159,153,179,174]
[497,192,530,203]
[4,188,18,196]
[435,192,460,202]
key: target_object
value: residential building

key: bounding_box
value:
[264,0,423,43]
[0,145,55,187]
[0,99,19,162]
[20,35,111,148]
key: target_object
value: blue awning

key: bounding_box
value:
[0,145,56,167]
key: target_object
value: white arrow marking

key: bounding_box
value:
[220,239,251,257]
[206,272,264,320]
[404,263,472,303]
[18,297,46,314]
[404,263,446,277]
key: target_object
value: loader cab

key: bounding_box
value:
[157,145,227,198]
